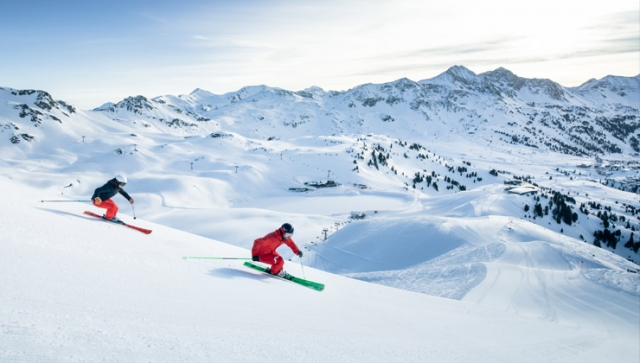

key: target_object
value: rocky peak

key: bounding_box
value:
[120,95,152,111]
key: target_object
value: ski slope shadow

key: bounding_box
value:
[208,267,291,287]
[38,206,136,224]
[208,267,257,280]
[37,207,89,219]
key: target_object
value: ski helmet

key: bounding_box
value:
[115,174,127,185]
[281,223,294,234]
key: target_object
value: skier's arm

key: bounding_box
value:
[285,238,301,256]
[119,189,134,203]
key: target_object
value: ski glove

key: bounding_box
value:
[129,199,135,204]
[297,251,303,257]
[252,256,260,262]
[94,197,102,205]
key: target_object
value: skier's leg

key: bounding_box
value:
[102,199,118,219]
[258,253,284,274]
[269,253,285,275]
[93,199,110,215]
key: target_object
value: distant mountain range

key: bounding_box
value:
[1,66,639,265]
[2,65,639,157]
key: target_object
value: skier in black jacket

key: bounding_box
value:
[91,175,134,223]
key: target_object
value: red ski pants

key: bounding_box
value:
[94,199,118,219]
[256,253,285,274]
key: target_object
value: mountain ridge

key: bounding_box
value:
[1,67,639,266]
[84,66,639,156]
[2,66,639,156]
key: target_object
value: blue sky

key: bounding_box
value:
[1,0,638,109]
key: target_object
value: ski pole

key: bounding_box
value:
[182,256,253,260]
[131,203,137,219]
[299,255,306,280]
[41,199,91,203]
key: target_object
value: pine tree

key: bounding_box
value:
[624,233,635,250]
[534,203,543,218]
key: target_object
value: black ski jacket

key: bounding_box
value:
[91,178,132,202]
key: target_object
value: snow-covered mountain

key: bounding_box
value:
[1,66,638,264]
[87,66,640,156]
[3,66,639,155]
[1,66,639,362]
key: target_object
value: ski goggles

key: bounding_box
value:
[283,232,293,239]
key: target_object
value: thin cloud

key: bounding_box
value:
[401,38,523,58]
[582,10,639,32]
[557,37,640,60]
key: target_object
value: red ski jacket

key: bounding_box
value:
[252,229,301,257]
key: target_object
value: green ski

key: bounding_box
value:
[243,261,325,292]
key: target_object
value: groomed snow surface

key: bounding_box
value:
[1,176,638,363]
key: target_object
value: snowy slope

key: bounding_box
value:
[1,177,639,363]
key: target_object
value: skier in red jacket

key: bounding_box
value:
[252,223,303,278]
